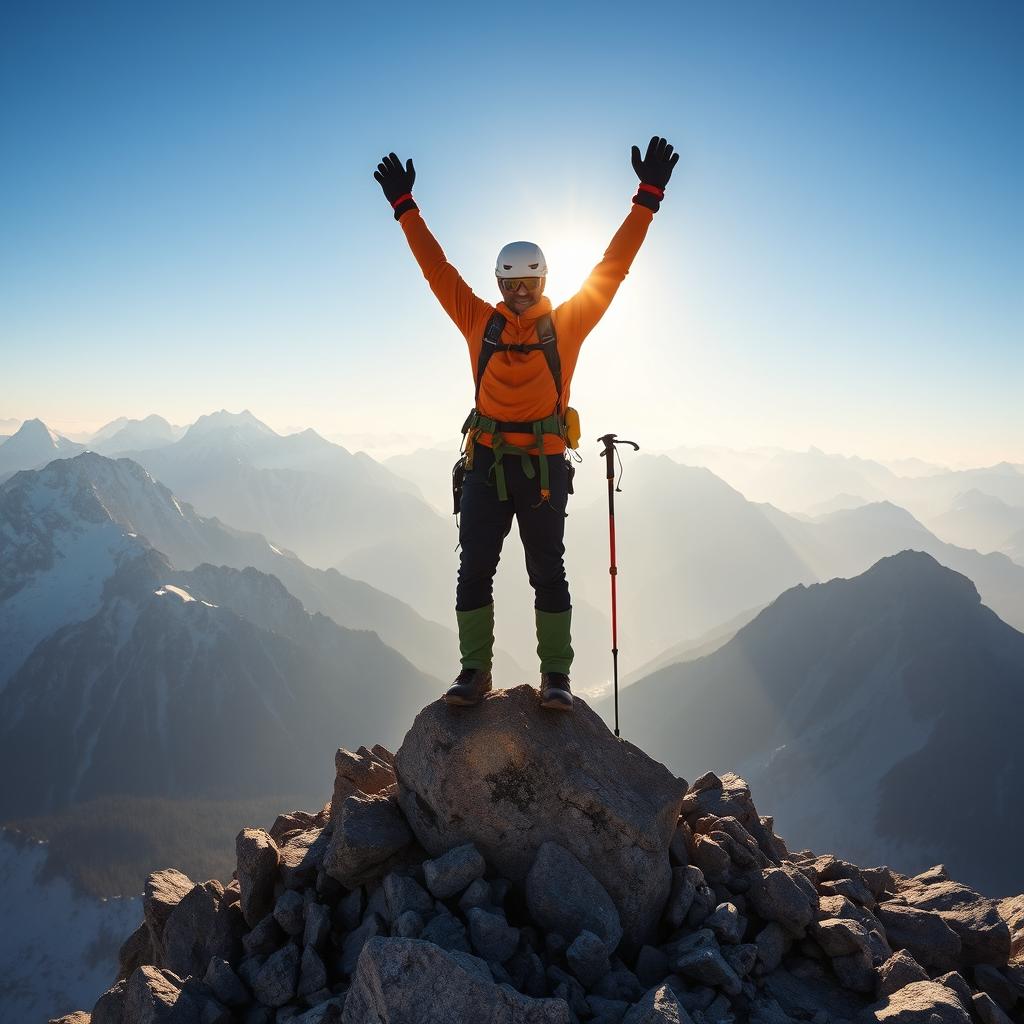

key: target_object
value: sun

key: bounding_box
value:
[541,225,610,303]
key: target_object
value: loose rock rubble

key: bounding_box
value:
[55,691,1024,1024]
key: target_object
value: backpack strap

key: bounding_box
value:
[534,313,562,412]
[475,311,562,410]
[475,311,507,405]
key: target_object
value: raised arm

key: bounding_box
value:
[557,136,679,341]
[374,151,489,339]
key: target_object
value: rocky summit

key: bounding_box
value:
[53,688,1024,1024]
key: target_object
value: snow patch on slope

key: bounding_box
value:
[0,828,141,1024]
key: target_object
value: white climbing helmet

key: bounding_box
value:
[495,240,548,279]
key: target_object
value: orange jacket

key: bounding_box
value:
[399,204,655,454]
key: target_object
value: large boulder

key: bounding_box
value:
[342,936,572,1022]
[897,881,1011,966]
[394,685,687,949]
[864,979,972,1024]
[235,828,280,928]
[143,869,195,964]
[161,880,245,981]
[323,793,413,888]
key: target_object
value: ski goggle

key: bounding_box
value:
[498,277,542,292]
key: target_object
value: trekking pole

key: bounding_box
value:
[598,433,639,737]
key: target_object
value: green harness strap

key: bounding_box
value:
[468,412,562,502]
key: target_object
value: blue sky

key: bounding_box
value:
[1,0,1021,464]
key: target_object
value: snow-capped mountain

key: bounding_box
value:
[0,451,521,682]
[0,418,84,482]
[605,551,1024,897]
[0,542,437,819]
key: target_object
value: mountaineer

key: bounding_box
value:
[373,136,678,712]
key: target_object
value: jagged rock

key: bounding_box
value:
[973,964,1019,1011]
[244,912,285,957]
[332,746,397,817]
[819,877,877,908]
[818,895,891,965]
[163,880,244,981]
[323,793,413,888]
[700,992,734,1024]
[298,946,328,997]
[670,821,691,867]
[92,979,127,1024]
[236,829,280,928]
[274,889,306,936]
[749,866,816,937]
[897,880,1011,966]
[874,904,962,972]
[636,945,671,989]
[934,972,974,1012]
[341,913,386,974]
[622,983,689,1023]
[722,944,757,979]
[812,918,871,958]
[876,951,929,999]
[342,936,572,1022]
[204,956,251,1008]
[394,685,687,950]
[973,991,1014,1024]
[997,894,1024,959]
[304,902,331,949]
[458,876,493,913]
[143,869,195,964]
[705,903,744,945]
[279,828,330,890]
[118,921,154,982]
[831,946,875,993]
[566,929,612,988]
[420,907,471,954]
[753,922,788,974]
[690,834,732,882]
[382,871,434,919]
[665,866,699,930]
[253,942,301,1008]
[422,842,486,899]
[674,946,742,996]
[393,909,424,937]
[686,880,718,930]
[865,980,971,1024]
[526,841,623,955]
[549,963,591,1016]
[124,965,184,1021]
[50,1014,92,1024]
[467,906,520,962]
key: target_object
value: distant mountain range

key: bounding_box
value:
[601,550,1024,897]
[0,418,85,481]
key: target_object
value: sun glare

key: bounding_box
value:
[542,226,611,303]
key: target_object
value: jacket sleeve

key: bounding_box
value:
[556,204,655,342]
[398,208,491,339]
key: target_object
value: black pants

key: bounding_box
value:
[456,444,572,613]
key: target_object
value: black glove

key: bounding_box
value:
[630,136,678,212]
[374,152,417,220]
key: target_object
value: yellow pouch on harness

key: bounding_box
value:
[563,407,581,450]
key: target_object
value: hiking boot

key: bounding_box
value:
[444,668,493,707]
[539,672,573,711]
